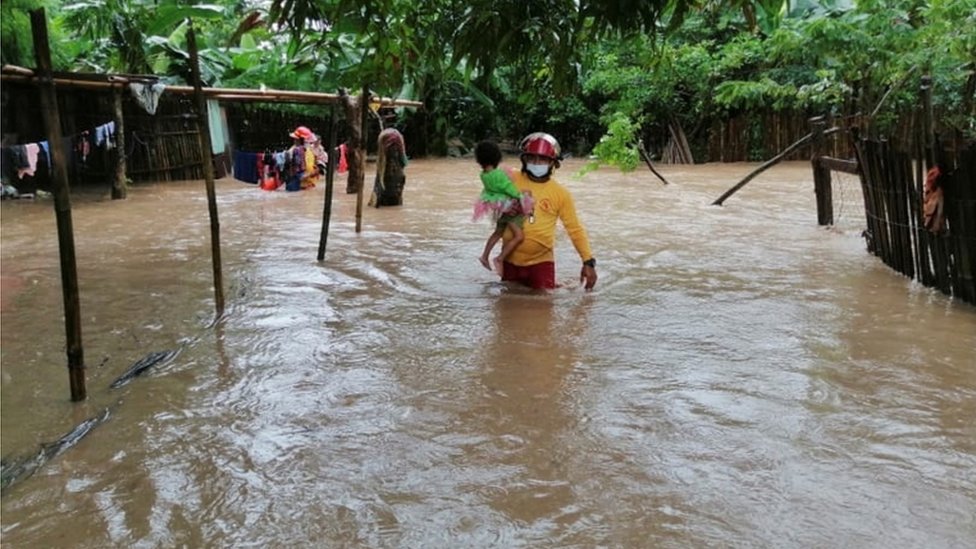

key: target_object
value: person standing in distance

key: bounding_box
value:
[499,132,597,290]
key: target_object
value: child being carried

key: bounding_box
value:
[472,140,535,274]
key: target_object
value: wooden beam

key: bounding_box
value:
[1,64,424,108]
[819,157,859,174]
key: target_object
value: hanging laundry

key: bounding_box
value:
[130,82,166,115]
[76,131,91,164]
[232,150,259,184]
[17,144,40,179]
[94,121,116,149]
[8,145,29,176]
[207,99,227,154]
[338,143,348,173]
[39,141,50,168]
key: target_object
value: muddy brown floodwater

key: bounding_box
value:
[1,159,974,548]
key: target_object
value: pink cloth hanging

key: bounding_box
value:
[17,144,39,179]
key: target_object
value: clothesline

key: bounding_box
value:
[1,120,117,182]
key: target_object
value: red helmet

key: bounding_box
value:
[519,132,561,166]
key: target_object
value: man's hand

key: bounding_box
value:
[580,264,598,291]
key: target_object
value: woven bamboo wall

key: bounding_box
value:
[854,138,975,304]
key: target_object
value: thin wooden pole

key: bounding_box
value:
[112,88,128,199]
[187,21,225,318]
[851,127,878,255]
[30,8,86,401]
[355,84,368,233]
[712,127,841,206]
[318,105,338,260]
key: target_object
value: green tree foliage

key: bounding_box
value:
[579,111,640,174]
[59,0,226,76]
[712,0,975,126]
[1,0,75,67]
[1,0,38,67]
[580,0,975,167]
[262,0,689,153]
[4,0,971,160]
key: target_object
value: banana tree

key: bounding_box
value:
[58,0,227,76]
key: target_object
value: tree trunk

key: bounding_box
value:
[112,88,127,199]
[668,116,694,164]
[341,90,365,194]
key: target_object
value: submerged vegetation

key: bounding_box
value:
[2,0,973,164]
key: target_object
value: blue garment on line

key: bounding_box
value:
[39,141,50,168]
[232,150,259,184]
[94,122,115,147]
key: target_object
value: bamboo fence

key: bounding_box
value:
[853,137,975,305]
[705,111,855,163]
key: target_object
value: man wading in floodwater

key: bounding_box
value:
[498,132,598,291]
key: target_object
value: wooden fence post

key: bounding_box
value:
[355,84,368,234]
[920,74,951,292]
[921,74,935,168]
[810,116,833,225]
[187,21,225,318]
[318,105,338,260]
[30,8,87,401]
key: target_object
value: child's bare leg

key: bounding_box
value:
[493,222,524,273]
[480,228,504,270]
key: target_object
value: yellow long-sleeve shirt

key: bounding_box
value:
[504,170,593,266]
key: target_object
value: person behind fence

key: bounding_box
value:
[308,133,329,178]
[472,140,535,274]
[499,132,597,291]
[300,132,322,190]
[285,126,311,192]
[369,128,408,207]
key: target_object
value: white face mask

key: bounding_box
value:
[525,163,550,178]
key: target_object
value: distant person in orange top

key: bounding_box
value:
[285,126,311,192]
[499,132,597,291]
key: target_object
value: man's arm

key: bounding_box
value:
[558,187,597,290]
[558,189,593,262]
